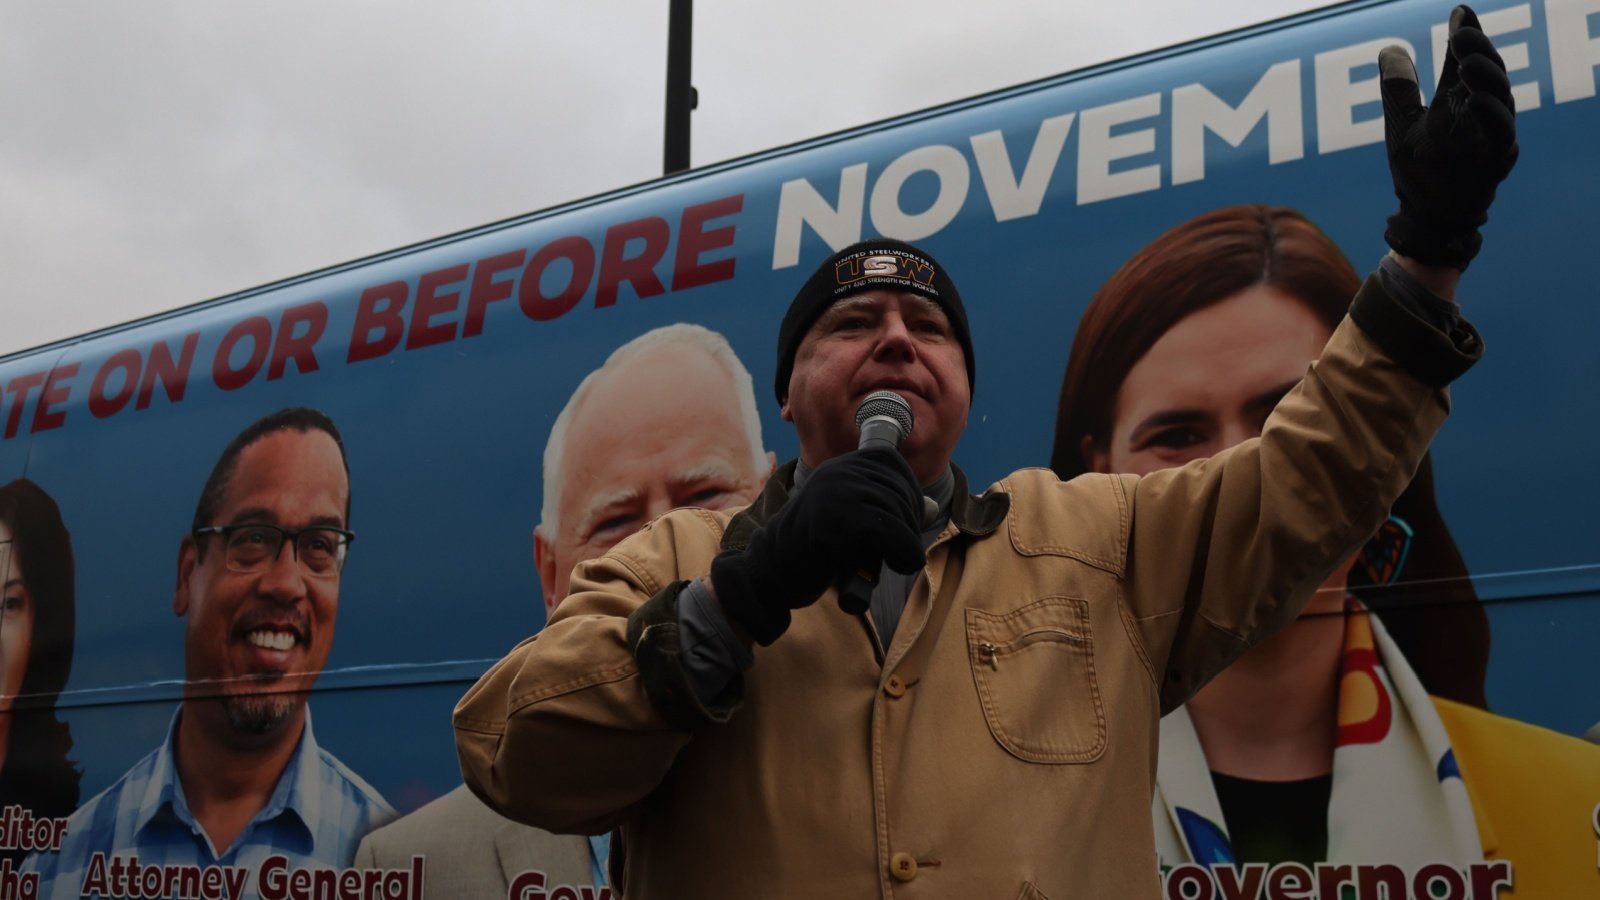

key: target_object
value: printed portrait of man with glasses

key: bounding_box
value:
[26,407,396,895]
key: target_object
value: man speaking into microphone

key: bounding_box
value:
[454,18,1515,894]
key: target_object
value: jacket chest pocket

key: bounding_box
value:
[966,596,1106,763]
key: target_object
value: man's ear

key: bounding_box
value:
[764,451,777,477]
[778,392,792,422]
[533,526,557,619]
[1081,434,1111,475]
[175,536,197,617]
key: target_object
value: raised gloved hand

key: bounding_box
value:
[1379,4,1519,270]
[711,447,925,645]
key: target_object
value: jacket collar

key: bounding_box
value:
[721,459,1010,552]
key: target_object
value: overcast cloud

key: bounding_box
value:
[0,1,1333,357]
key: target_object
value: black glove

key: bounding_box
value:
[711,448,925,645]
[1380,4,1519,270]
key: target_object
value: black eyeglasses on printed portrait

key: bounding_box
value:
[192,523,355,577]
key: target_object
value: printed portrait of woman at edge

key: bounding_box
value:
[0,479,81,865]
[1050,204,1600,893]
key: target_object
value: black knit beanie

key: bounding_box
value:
[774,238,974,404]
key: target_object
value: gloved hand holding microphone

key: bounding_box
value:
[711,391,926,646]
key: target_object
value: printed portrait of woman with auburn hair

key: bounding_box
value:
[1052,205,1600,893]
[0,479,81,863]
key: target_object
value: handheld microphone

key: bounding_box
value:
[837,391,916,615]
[856,389,915,453]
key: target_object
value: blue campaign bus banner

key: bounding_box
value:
[1,0,1597,897]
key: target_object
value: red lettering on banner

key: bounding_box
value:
[213,317,273,391]
[1264,862,1313,900]
[90,350,141,419]
[508,870,614,900]
[1305,858,1344,890]
[407,264,469,351]
[1162,862,1514,900]
[323,196,744,349]
[2,371,46,440]
[1469,860,1512,899]
[137,332,200,410]
[595,216,669,307]
[510,870,548,900]
[1355,863,1407,899]
[1215,864,1268,900]
[0,856,40,898]
[464,249,526,338]
[672,194,743,291]
[1166,863,1215,900]
[78,854,245,900]
[520,236,595,322]
[31,363,79,433]
[80,853,110,896]
[86,334,200,421]
[385,864,412,900]
[257,855,288,899]
[202,865,229,900]
[1413,863,1466,900]
[348,281,409,363]
[1315,863,1352,900]
[0,197,749,437]
[0,805,70,852]
[260,852,422,900]
[268,302,327,381]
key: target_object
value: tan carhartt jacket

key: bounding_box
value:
[456,276,1479,899]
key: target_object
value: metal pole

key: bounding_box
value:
[664,0,694,175]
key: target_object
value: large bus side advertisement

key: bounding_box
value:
[1,1,1597,898]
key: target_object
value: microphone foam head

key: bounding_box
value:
[855,390,914,436]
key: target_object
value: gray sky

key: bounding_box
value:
[0,0,1333,357]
